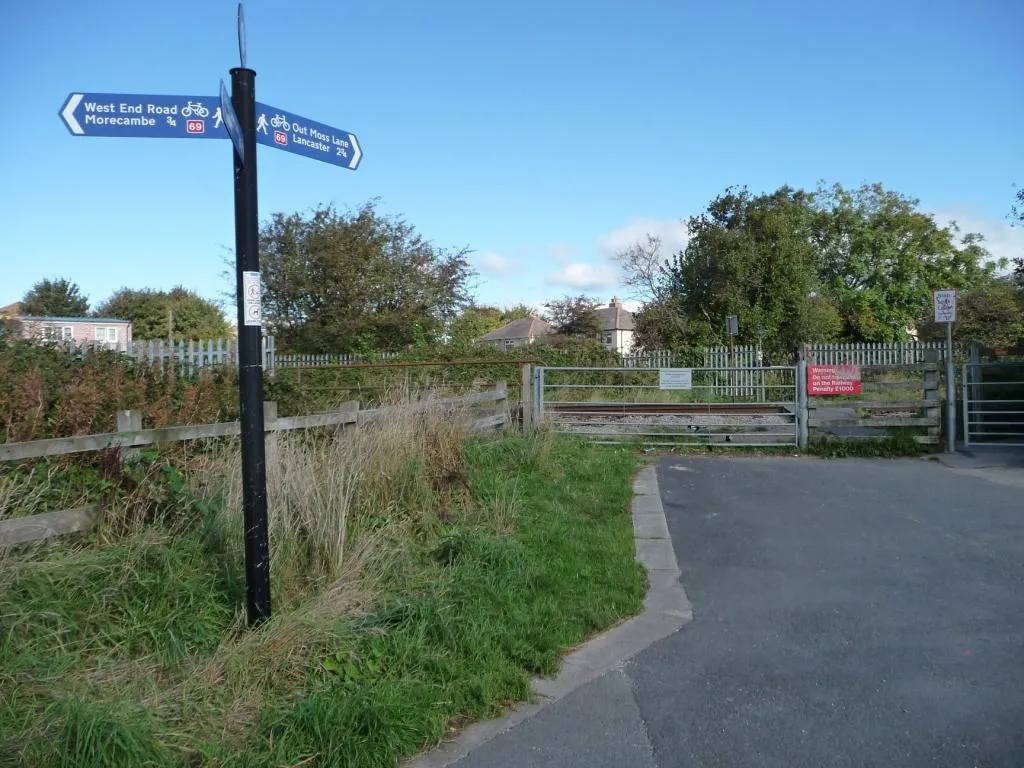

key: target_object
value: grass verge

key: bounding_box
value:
[808,429,929,458]
[0,419,644,767]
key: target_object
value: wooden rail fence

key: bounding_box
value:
[0,384,509,550]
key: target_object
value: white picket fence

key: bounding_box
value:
[803,341,946,366]
[625,341,945,368]
[113,338,946,376]
[123,337,277,374]
[273,350,402,368]
[119,337,405,374]
[621,345,764,369]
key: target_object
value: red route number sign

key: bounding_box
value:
[807,365,862,396]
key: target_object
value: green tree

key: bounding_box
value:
[810,183,993,341]
[543,294,603,338]
[96,287,230,340]
[259,201,474,354]
[917,278,1024,350]
[622,182,993,353]
[448,305,505,346]
[500,303,536,324]
[21,278,89,317]
[661,186,833,357]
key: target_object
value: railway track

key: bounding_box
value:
[544,402,793,416]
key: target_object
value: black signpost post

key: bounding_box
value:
[58,2,362,628]
[229,64,271,625]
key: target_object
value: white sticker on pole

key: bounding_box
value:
[933,289,956,323]
[242,271,262,327]
[659,368,693,390]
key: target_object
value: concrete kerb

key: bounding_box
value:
[406,462,691,768]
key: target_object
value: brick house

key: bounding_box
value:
[16,316,133,351]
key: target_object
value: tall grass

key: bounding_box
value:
[0,400,642,767]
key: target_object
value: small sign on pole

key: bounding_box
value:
[933,290,956,323]
[725,315,739,337]
[659,368,693,390]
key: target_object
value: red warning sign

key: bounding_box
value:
[807,365,862,396]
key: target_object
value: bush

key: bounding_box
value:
[0,341,238,443]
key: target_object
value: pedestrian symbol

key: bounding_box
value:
[256,113,268,134]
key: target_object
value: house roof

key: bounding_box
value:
[19,316,131,325]
[595,298,634,331]
[0,302,23,317]
[477,316,554,342]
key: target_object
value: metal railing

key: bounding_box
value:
[534,365,798,448]
[962,362,1024,447]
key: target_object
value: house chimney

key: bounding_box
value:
[610,296,621,308]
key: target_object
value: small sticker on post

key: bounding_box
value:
[242,270,261,326]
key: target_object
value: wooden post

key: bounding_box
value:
[520,363,533,432]
[333,400,359,434]
[117,410,143,460]
[263,401,278,428]
[495,380,509,426]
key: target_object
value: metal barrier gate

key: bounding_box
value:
[963,362,1024,447]
[533,365,800,447]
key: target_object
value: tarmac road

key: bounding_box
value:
[451,456,1024,768]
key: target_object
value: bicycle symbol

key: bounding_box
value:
[270,114,291,131]
[180,101,210,118]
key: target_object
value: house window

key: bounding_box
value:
[604,333,614,345]
[43,326,73,342]
[503,339,517,350]
[94,327,119,345]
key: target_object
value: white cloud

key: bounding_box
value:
[545,262,619,289]
[478,252,515,277]
[597,217,690,260]
[620,299,642,313]
[933,207,1024,269]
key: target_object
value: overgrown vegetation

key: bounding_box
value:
[0,413,644,767]
[0,341,238,443]
[0,336,625,438]
[808,430,927,458]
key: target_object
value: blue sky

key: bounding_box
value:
[2,0,1022,318]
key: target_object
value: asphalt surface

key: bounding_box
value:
[453,456,1024,768]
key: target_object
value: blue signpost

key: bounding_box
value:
[254,102,361,170]
[60,92,229,139]
[59,4,362,627]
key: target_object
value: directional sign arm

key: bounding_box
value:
[59,93,229,139]
[254,101,361,170]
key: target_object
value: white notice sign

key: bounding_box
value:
[933,289,956,323]
[659,368,693,390]
[242,271,262,327]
